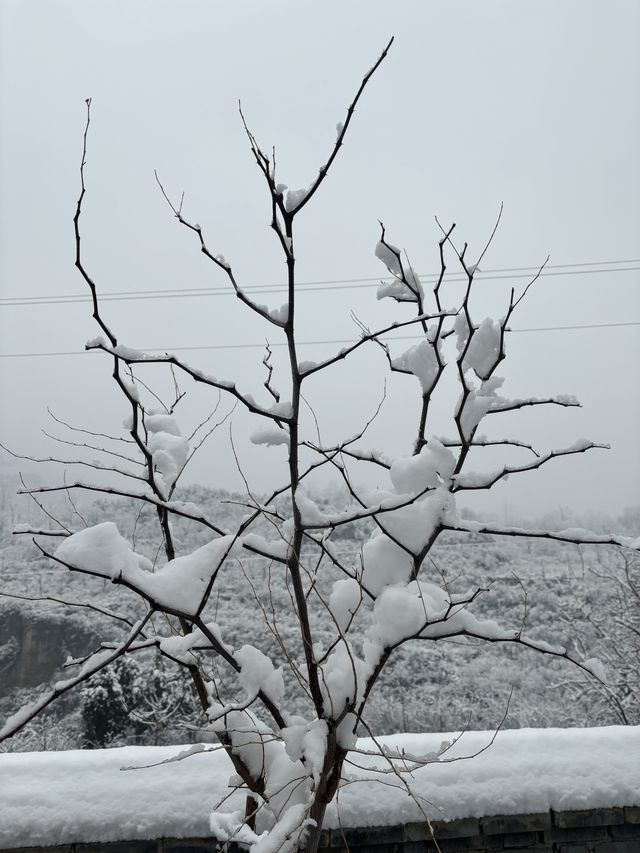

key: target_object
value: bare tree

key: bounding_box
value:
[1,40,638,853]
[552,547,640,726]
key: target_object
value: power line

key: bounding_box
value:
[510,320,640,333]
[1,320,638,359]
[1,259,639,307]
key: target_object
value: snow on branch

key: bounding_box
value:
[48,522,240,619]
[85,339,293,424]
[0,441,144,482]
[439,436,541,456]
[275,37,394,218]
[154,172,288,329]
[443,518,640,550]
[487,394,580,413]
[12,525,69,537]
[18,481,225,535]
[375,224,423,304]
[299,311,452,379]
[452,439,609,491]
[303,441,391,470]
[0,612,152,742]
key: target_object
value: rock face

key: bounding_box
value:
[0,602,100,695]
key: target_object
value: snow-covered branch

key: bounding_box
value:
[299,312,452,379]
[452,439,608,491]
[85,339,293,424]
[443,519,640,550]
[0,611,152,742]
[18,481,225,535]
[154,172,288,329]
[278,36,394,217]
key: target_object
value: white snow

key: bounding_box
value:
[252,803,312,853]
[376,273,422,303]
[145,413,182,436]
[375,240,402,278]
[329,578,363,632]
[236,645,285,705]
[366,584,426,649]
[284,187,310,211]
[454,312,469,353]
[256,302,289,324]
[295,493,328,526]
[54,523,239,616]
[85,336,107,349]
[112,344,148,361]
[569,437,598,452]
[389,440,456,493]
[210,810,262,846]
[159,622,231,664]
[319,642,370,720]
[556,393,580,405]
[250,426,290,449]
[459,377,505,440]
[54,522,152,578]
[122,379,140,401]
[1,727,639,848]
[205,708,310,827]
[488,392,580,413]
[359,533,415,595]
[375,240,423,302]
[391,339,440,393]
[363,485,453,555]
[298,359,318,375]
[242,533,290,561]
[145,413,189,498]
[270,303,289,323]
[167,499,205,518]
[268,400,294,419]
[463,317,502,379]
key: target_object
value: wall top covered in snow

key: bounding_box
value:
[1,727,639,851]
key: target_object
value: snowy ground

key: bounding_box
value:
[1,726,639,848]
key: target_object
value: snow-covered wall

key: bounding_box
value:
[1,727,639,851]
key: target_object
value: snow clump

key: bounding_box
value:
[391,338,440,393]
[375,239,423,302]
[463,317,502,379]
[250,426,290,448]
[55,524,240,617]
[145,413,189,498]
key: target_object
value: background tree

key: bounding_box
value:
[80,656,201,747]
[1,40,638,853]
[80,657,139,748]
[552,548,640,726]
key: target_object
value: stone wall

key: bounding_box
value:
[3,807,639,853]
[0,601,99,694]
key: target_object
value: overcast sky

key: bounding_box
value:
[0,0,638,519]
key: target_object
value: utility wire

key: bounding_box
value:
[2,259,639,307]
[1,320,638,359]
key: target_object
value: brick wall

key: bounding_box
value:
[3,807,640,853]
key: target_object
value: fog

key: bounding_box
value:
[1,0,639,517]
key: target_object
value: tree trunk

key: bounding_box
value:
[303,797,328,853]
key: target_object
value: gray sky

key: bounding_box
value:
[1,0,639,518]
